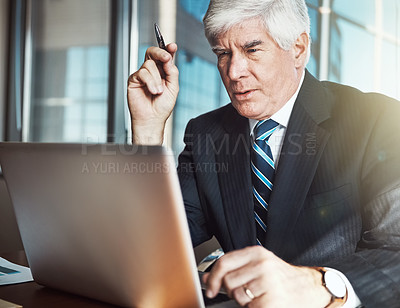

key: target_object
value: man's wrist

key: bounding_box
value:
[132,124,165,145]
[313,267,348,308]
[297,266,332,307]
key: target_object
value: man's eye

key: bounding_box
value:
[217,51,230,58]
[248,48,258,53]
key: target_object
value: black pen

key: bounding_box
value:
[154,23,167,50]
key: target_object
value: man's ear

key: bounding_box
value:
[293,32,309,68]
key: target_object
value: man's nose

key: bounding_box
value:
[227,53,249,81]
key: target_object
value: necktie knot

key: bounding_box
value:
[254,119,279,141]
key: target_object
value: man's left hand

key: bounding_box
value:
[202,246,332,307]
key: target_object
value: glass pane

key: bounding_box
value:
[329,17,374,92]
[170,0,229,156]
[306,7,319,76]
[383,0,400,37]
[179,0,210,22]
[331,0,375,27]
[172,49,228,155]
[29,0,110,142]
[380,40,400,100]
[306,0,320,7]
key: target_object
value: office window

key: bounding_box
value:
[307,0,400,100]
[306,0,321,7]
[28,0,110,142]
[331,0,375,27]
[29,0,110,142]
[381,40,400,100]
[383,0,400,36]
[329,17,375,91]
[173,50,227,154]
[172,0,229,155]
[63,47,109,142]
[6,0,131,143]
[306,6,320,76]
[178,0,209,22]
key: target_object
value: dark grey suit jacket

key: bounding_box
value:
[177,71,400,306]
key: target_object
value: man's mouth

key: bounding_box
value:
[235,90,251,95]
[233,89,256,100]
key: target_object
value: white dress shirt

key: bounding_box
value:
[249,72,303,167]
[248,70,361,308]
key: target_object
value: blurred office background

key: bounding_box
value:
[0,0,399,256]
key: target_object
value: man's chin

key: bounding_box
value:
[231,101,270,120]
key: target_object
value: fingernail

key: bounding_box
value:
[157,85,163,93]
[150,85,160,94]
[206,289,214,298]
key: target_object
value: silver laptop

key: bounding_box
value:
[0,142,204,308]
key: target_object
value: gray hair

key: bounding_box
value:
[203,0,311,51]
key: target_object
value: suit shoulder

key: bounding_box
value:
[191,103,233,122]
[185,103,235,133]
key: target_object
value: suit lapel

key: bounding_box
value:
[265,71,334,256]
[214,105,256,249]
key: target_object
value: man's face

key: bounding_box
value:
[212,18,302,120]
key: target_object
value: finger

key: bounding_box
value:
[143,45,178,89]
[145,46,172,63]
[205,254,248,298]
[205,246,268,298]
[129,66,161,95]
[162,44,179,85]
[244,278,267,299]
[204,256,230,298]
[232,278,267,306]
[247,293,269,308]
[166,43,178,58]
[141,60,164,92]
[202,272,210,284]
[231,285,253,307]
[222,261,260,296]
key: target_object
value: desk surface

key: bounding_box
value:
[0,251,129,308]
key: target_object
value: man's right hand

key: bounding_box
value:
[127,43,179,145]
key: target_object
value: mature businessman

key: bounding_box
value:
[127,0,400,306]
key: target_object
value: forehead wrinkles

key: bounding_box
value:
[212,39,263,54]
[214,33,266,51]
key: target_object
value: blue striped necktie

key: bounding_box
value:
[251,119,279,246]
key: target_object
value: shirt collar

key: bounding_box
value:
[249,70,305,133]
